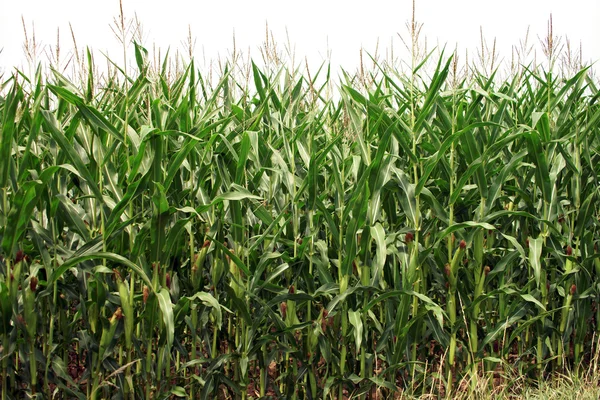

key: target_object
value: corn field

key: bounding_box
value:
[1,39,600,399]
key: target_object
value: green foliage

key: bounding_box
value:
[0,43,599,400]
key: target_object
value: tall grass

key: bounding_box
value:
[1,11,600,399]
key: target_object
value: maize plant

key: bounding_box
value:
[0,38,599,400]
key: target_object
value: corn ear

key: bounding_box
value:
[117,278,134,350]
[23,276,38,339]
[98,307,122,360]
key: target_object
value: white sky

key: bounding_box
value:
[1,0,599,76]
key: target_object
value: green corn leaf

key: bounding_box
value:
[525,129,552,204]
[42,110,103,200]
[157,288,175,349]
[49,252,153,290]
[48,85,124,142]
[235,131,251,185]
[1,181,37,256]
[393,168,418,227]
[342,176,369,276]
[370,223,387,287]
[0,83,22,188]
[348,308,363,350]
[187,292,223,327]
[480,304,528,349]
[0,282,12,334]
[528,236,544,288]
